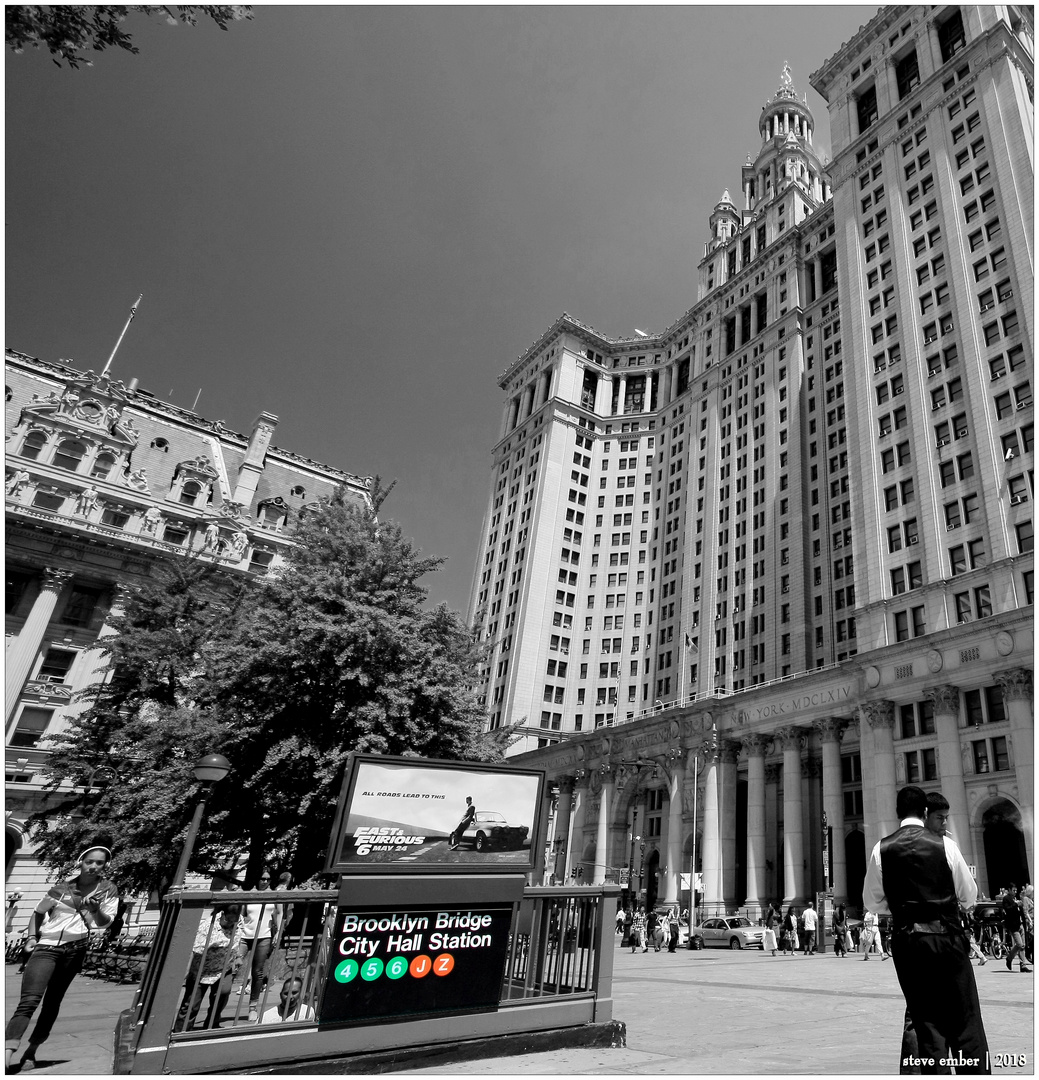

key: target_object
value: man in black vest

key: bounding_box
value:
[864,785,989,1074]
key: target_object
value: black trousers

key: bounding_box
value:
[891,930,989,1074]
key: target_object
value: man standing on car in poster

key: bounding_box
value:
[449,796,477,849]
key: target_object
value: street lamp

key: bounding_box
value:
[172,753,231,888]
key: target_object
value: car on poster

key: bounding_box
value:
[325,754,545,874]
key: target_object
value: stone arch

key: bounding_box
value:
[973,794,1029,895]
[845,828,866,913]
[644,848,661,909]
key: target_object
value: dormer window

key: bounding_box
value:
[21,431,47,460]
[150,438,169,452]
[179,479,204,506]
[290,485,306,498]
[53,439,87,472]
[91,452,118,481]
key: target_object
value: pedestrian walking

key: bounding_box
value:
[802,901,818,954]
[616,907,625,935]
[645,908,661,952]
[630,909,646,953]
[863,785,989,1074]
[762,903,778,956]
[832,904,848,957]
[667,907,680,952]
[1001,883,1032,973]
[1021,884,1034,964]
[781,906,797,954]
[861,909,880,960]
[239,869,278,1021]
[177,904,244,1031]
[5,845,120,1070]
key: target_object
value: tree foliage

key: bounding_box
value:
[6,6,252,68]
[30,491,494,896]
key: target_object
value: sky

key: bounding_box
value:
[6,4,878,614]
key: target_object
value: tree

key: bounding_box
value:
[214,490,491,881]
[6,6,252,68]
[28,559,246,895]
[30,491,493,896]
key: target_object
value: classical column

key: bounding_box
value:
[6,568,74,721]
[764,762,780,903]
[816,718,848,904]
[926,685,971,855]
[813,259,822,303]
[552,775,576,883]
[617,375,627,416]
[663,749,686,904]
[863,701,898,847]
[719,739,740,909]
[592,765,616,885]
[996,668,1034,881]
[700,741,722,914]
[78,583,133,684]
[569,773,590,879]
[595,375,612,416]
[743,734,767,913]
[778,727,805,906]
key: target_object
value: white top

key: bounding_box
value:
[862,816,978,916]
[259,1003,315,1025]
[802,907,818,930]
[240,901,275,942]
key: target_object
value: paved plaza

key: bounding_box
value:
[5,940,1033,1075]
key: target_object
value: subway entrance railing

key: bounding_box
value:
[116,884,620,1074]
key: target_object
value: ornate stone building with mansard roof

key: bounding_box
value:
[5,347,372,909]
[470,6,1033,916]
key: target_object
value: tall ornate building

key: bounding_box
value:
[5,348,372,906]
[469,5,1032,915]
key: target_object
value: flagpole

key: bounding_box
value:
[101,294,143,377]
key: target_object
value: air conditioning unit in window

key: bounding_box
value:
[894,386,904,394]
[932,403,942,411]
[956,428,969,437]
[1017,399,1032,410]
[1010,494,1026,505]
[908,536,919,544]
[992,371,1005,379]
[947,522,961,530]
[936,438,949,448]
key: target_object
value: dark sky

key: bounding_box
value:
[6,4,877,613]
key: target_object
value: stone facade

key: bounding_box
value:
[470,6,1033,915]
[5,349,372,914]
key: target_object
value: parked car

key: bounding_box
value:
[460,811,529,852]
[690,916,764,950]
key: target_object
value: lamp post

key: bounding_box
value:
[172,754,231,888]
[687,747,705,948]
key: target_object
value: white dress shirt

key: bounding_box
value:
[863,816,978,915]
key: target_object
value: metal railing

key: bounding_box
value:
[119,884,619,1074]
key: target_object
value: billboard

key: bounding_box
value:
[325,754,546,874]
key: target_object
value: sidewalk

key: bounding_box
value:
[5,943,1034,1075]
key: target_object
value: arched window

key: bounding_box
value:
[53,439,87,472]
[21,431,47,460]
[180,479,204,506]
[261,503,285,527]
[91,452,117,481]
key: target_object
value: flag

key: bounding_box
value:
[129,293,142,321]
[685,632,698,654]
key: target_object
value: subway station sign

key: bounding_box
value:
[319,902,514,1026]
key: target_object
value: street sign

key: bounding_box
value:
[320,902,514,1026]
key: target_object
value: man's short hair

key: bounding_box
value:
[925,791,950,814]
[896,785,927,819]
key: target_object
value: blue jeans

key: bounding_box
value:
[5,943,85,1048]
[243,937,272,1007]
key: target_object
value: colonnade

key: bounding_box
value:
[540,678,1033,911]
[5,568,122,724]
